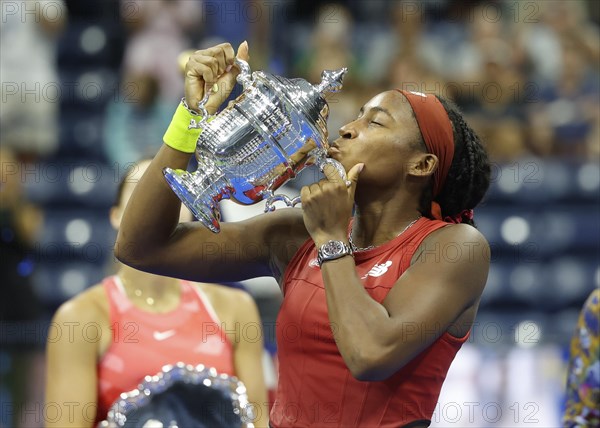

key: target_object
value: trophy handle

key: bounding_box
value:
[189,92,211,130]
[235,58,252,90]
[264,192,302,212]
[189,59,251,130]
[315,157,349,186]
[263,156,348,212]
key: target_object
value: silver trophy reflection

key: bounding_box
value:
[163,58,348,232]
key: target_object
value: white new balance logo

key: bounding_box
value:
[153,330,176,341]
[361,261,393,279]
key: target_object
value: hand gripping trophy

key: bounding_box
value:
[163,58,348,232]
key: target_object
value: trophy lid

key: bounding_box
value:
[315,68,348,94]
[258,66,348,131]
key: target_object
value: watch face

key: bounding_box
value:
[322,240,345,257]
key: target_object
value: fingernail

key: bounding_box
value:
[212,83,219,93]
[225,65,232,72]
[358,163,364,172]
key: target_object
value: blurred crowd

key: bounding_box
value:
[290,0,600,161]
[0,1,599,426]
[1,0,599,165]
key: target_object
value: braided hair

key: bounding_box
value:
[415,96,491,227]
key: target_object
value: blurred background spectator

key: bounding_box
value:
[1,0,598,426]
[120,0,202,103]
[103,0,203,168]
[0,0,67,159]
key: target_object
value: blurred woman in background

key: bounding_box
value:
[45,160,268,427]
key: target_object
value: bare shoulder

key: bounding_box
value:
[194,283,261,330]
[413,223,490,266]
[52,283,109,326]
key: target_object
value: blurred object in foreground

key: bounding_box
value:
[563,289,600,427]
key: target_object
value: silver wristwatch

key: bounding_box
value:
[317,240,353,267]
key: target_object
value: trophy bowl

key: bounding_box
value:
[164,58,348,232]
[97,363,255,428]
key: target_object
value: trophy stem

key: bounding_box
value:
[163,166,232,233]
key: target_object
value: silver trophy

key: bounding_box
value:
[163,58,348,232]
[98,363,254,428]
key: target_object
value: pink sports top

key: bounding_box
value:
[95,276,234,424]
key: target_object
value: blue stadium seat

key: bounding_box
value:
[475,207,542,259]
[471,311,550,347]
[481,256,598,312]
[537,206,600,255]
[542,257,599,310]
[57,22,114,67]
[476,204,599,258]
[34,209,116,263]
[59,69,119,114]
[485,158,551,204]
[32,260,108,306]
[24,161,119,208]
[58,112,105,160]
[484,159,600,205]
[572,161,600,202]
[547,308,583,346]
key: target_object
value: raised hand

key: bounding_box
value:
[183,41,249,116]
[301,162,364,247]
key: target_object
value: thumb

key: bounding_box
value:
[347,163,364,198]
[222,41,249,83]
[178,49,195,75]
[236,40,249,62]
[212,41,250,108]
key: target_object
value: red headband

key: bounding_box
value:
[396,90,454,198]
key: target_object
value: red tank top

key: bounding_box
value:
[271,218,470,427]
[95,276,234,423]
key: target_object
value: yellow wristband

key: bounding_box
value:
[163,100,204,153]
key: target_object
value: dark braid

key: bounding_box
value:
[416,96,491,227]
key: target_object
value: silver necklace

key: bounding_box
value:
[349,216,421,252]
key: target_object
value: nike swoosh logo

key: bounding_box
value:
[153,330,176,341]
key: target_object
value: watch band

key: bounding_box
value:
[317,240,353,267]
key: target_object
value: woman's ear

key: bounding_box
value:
[408,153,438,178]
[109,206,122,231]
